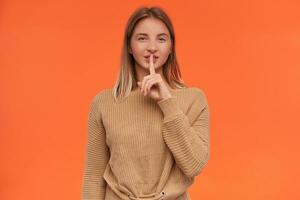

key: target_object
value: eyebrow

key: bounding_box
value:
[135,33,169,37]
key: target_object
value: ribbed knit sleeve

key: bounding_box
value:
[81,94,109,200]
[157,89,210,178]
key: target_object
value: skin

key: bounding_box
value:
[129,17,173,102]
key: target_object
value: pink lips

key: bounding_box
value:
[144,55,159,59]
[144,57,158,63]
[144,55,159,63]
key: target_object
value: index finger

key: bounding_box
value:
[149,54,156,75]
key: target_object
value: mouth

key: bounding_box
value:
[144,55,159,62]
[144,57,158,63]
[144,55,159,59]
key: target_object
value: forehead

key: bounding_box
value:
[132,18,170,36]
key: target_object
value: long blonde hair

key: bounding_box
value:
[112,6,187,102]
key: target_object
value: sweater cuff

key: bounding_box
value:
[157,96,183,119]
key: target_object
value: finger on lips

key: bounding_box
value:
[149,54,156,75]
[137,54,156,95]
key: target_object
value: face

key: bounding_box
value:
[129,17,172,71]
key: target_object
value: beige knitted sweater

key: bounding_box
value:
[81,87,210,200]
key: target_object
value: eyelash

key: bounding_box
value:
[138,38,166,41]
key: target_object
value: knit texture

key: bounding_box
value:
[81,87,210,200]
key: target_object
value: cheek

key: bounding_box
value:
[159,43,171,54]
[162,48,170,55]
[160,48,171,58]
[131,42,146,54]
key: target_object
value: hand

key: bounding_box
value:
[137,54,172,102]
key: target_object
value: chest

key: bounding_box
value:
[101,99,165,152]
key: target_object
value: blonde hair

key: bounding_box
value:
[112,6,187,102]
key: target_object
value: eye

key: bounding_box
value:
[159,38,166,42]
[138,37,146,41]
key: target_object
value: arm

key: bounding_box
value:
[81,94,109,200]
[157,88,210,178]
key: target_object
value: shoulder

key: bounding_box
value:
[92,88,112,102]
[89,88,112,112]
[190,87,208,101]
[181,86,207,100]
[88,88,113,120]
[186,87,209,109]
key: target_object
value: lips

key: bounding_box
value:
[144,55,159,59]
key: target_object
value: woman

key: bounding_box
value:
[81,6,210,200]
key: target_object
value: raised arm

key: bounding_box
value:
[157,88,210,178]
[81,94,109,200]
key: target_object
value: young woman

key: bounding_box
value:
[81,6,210,200]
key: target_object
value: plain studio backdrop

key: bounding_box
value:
[1,0,299,199]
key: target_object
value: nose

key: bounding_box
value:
[147,41,158,53]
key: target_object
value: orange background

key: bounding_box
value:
[1,0,300,199]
